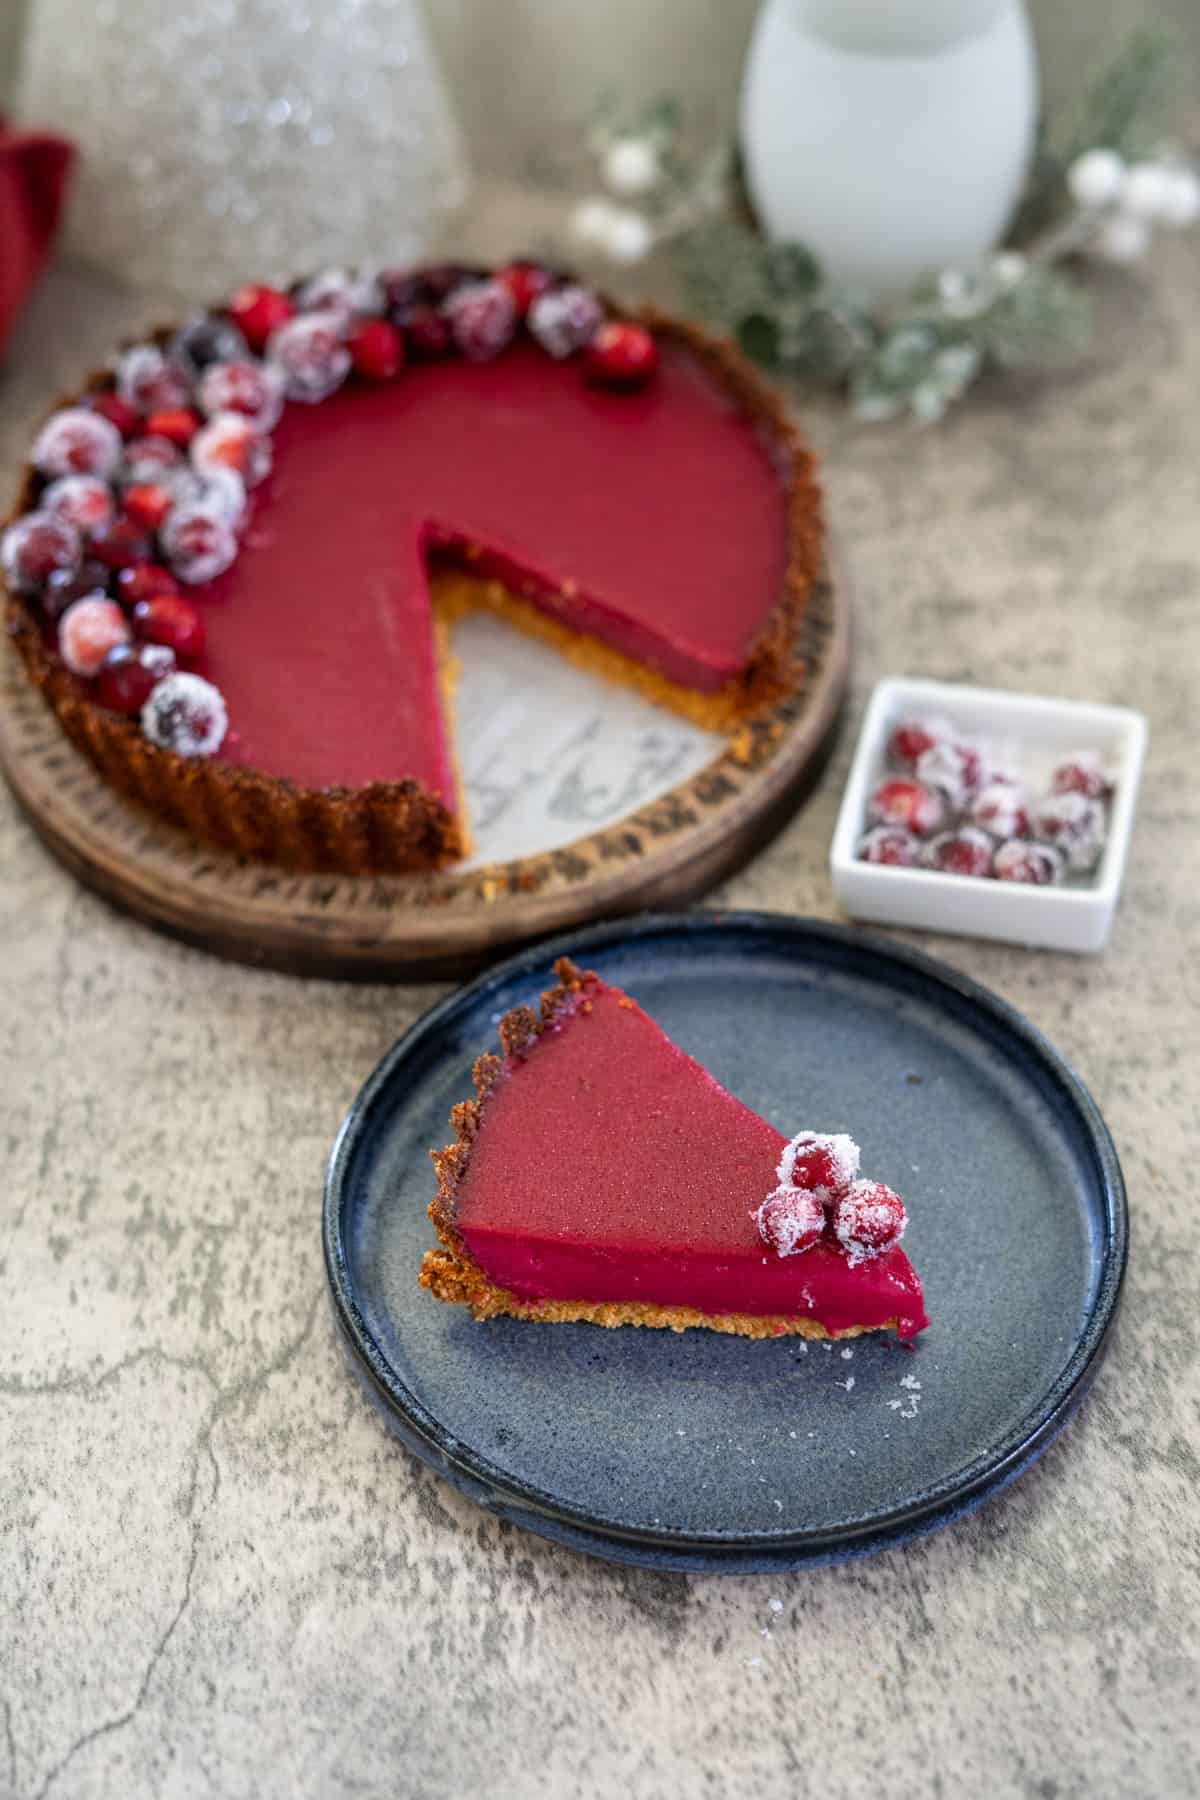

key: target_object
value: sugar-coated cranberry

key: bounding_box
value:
[168,313,249,379]
[90,517,153,571]
[122,435,185,484]
[141,671,227,757]
[886,715,953,772]
[43,559,111,620]
[496,261,556,318]
[190,468,247,529]
[40,476,115,541]
[267,314,351,403]
[399,303,453,359]
[528,284,604,358]
[191,414,272,489]
[58,595,130,676]
[857,824,921,867]
[585,321,659,388]
[88,392,141,440]
[832,1180,907,1264]
[993,839,1064,885]
[197,358,284,432]
[95,641,176,713]
[379,268,428,317]
[144,408,201,448]
[122,484,175,532]
[916,740,984,809]
[755,1185,826,1258]
[132,594,205,659]
[420,263,480,303]
[443,279,518,361]
[228,284,294,353]
[161,504,238,584]
[295,268,382,328]
[115,345,191,415]
[1031,792,1107,872]
[348,319,404,381]
[923,827,995,878]
[117,562,179,604]
[971,780,1029,840]
[777,1130,860,1195]
[32,407,124,480]
[2,511,82,593]
[866,777,946,837]
[1050,752,1111,801]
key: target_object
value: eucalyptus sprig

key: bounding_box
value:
[563,32,1198,424]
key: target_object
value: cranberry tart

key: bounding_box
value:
[4,263,822,874]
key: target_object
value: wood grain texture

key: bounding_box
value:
[0,556,850,979]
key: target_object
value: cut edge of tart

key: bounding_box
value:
[4,286,822,876]
[420,957,927,1341]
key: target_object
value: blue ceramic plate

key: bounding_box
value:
[323,914,1126,1572]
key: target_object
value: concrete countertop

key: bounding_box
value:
[2,227,1197,1798]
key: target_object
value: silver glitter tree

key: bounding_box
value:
[16,0,469,297]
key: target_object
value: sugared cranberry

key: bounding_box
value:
[228,284,294,353]
[295,268,382,328]
[755,1186,826,1258]
[132,594,205,659]
[777,1130,860,1195]
[122,484,174,532]
[971,781,1029,840]
[916,740,984,809]
[40,476,114,541]
[857,825,921,867]
[379,268,428,317]
[866,777,945,837]
[197,359,284,432]
[994,840,1064,885]
[1,512,81,592]
[420,263,479,303]
[528,284,604,358]
[832,1180,907,1264]
[886,716,953,772]
[141,671,227,757]
[267,314,351,403]
[161,505,238,584]
[90,517,153,570]
[144,408,201,448]
[191,414,272,489]
[58,595,130,676]
[122,435,185,484]
[95,641,176,714]
[348,319,404,381]
[115,345,191,415]
[88,392,141,440]
[1031,793,1107,873]
[117,562,178,604]
[496,261,556,318]
[923,827,995,877]
[32,408,123,480]
[168,313,249,379]
[399,303,453,359]
[43,559,111,620]
[1050,752,1111,801]
[443,279,518,361]
[585,321,659,388]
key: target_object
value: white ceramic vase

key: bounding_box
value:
[740,0,1038,298]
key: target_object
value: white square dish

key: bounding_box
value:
[830,678,1148,953]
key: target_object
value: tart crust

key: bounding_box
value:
[421,957,896,1340]
[5,307,822,875]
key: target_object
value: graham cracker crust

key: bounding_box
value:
[4,295,822,876]
[419,957,897,1341]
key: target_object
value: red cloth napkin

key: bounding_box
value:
[0,121,76,357]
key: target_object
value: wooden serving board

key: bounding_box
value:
[0,558,850,979]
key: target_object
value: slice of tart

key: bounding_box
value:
[421,959,928,1341]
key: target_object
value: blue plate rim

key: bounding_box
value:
[322,911,1128,1562]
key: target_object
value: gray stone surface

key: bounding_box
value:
[2,224,1199,1800]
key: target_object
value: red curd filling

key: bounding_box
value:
[452,979,928,1340]
[183,342,790,798]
